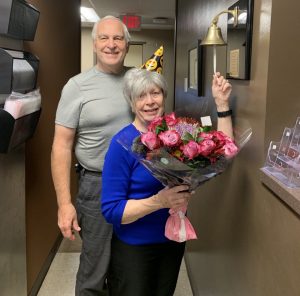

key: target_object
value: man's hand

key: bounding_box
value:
[58,203,81,240]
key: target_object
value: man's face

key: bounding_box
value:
[93,19,128,73]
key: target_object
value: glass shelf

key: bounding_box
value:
[261,117,300,188]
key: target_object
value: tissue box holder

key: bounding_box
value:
[0,108,41,153]
[0,47,39,94]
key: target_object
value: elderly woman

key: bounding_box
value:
[101,68,233,296]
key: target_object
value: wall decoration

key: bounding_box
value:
[188,41,204,96]
[226,0,254,80]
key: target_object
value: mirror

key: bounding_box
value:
[226,0,253,80]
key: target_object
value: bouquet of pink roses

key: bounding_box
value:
[118,112,249,242]
[131,113,238,189]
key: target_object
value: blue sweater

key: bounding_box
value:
[101,123,169,245]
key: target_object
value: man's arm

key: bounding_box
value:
[51,124,80,240]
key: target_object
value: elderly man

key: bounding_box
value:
[51,16,132,295]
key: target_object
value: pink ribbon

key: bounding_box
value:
[165,205,197,242]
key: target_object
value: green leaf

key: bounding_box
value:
[155,120,168,134]
[196,136,203,143]
[182,132,195,143]
[200,126,212,132]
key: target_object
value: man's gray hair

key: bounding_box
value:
[91,15,131,44]
[123,68,168,108]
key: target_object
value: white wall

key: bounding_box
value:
[81,27,94,71]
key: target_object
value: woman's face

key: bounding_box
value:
[133,85,164,130]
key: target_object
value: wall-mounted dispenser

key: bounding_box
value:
[0,108,41,153]
[0,89,41,153]
[0,0,41,153]
[0,48,39,94]
[0,0,40,41]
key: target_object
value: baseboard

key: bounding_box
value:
[184,253,197,296]
[28,234,63,296]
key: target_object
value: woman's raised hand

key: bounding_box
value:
[212,72,232,111]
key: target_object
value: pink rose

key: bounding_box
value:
[198,132,214,140]
[212,130,235,144]
[164,112,178,126]
[212,131,227,148]
[181,141,199,159]
[141,132,160,150]
[222,142,238,158]
[158,130,181,147]
[211,130,226,139]
[198,139,216,157]
[148,117,164,132]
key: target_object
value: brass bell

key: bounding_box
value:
[200,23,226,46]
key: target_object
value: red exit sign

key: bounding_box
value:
[120,15,141,30]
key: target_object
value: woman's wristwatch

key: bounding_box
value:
[217,109,232,118]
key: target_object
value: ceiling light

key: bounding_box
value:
[80,6,100,23]
[228,11,247,25]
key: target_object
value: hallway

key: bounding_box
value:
[2,0,300,295]
[37,233,193,295]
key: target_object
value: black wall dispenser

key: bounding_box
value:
[0,0,40,41]
[0,107,41,153]
[0,49,41,153]
[0,48,39,94]
[0,1,41,153]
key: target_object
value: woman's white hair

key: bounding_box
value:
[91,15,131,44]
[123,68,168,109]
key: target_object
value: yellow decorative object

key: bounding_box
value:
[155,46,163,56]
[141,45,163,73]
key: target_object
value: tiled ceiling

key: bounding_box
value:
[81,0,175,29]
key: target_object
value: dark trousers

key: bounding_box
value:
[75,171,112,296]
[108,235,186,296]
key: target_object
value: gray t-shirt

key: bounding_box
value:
[55,66,132,171]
